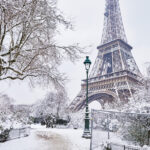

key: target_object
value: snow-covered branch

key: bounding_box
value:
[0,0,84,88]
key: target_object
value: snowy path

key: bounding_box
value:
[0,126,90,150]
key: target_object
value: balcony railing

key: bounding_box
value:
[82,70,141,85]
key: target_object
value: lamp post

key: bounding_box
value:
[82,56,91,139]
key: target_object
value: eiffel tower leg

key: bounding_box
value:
[114,82,121,102]
[115,89,121,103]
[126,80,134,100]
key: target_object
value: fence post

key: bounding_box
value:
[107,114,110,140]
[124,145,125,150]
[19,128,20,138]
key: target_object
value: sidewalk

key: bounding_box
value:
[0,125,90,150]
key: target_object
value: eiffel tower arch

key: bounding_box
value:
[69,0,143,111]
[73,90,118,111]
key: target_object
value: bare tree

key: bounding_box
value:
[0,0,83,88]
[31,91,68,118]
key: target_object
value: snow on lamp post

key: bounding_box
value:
[82,56,91,139]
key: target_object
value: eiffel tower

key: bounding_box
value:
[70,0,142,111]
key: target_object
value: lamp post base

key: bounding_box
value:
[82,130,91,139]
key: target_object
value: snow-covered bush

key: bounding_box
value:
[68,110,84,129]
[122,116,150,146]
[108,119,120,132]
[142,145,150,150]
[0,129,10,142]
[0,93,31,132]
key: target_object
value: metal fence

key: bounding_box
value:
[8,127,30,141]
[90,109,150,150]
[108,142,140,150]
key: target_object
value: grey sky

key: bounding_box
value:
[0,0,150,104]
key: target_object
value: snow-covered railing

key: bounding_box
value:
[8,127,30,141]
[109,142,140,150]
[82,70,141,84]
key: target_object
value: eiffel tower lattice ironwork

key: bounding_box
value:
[69,0,142,111]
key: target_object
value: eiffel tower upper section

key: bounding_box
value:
[89,0,141,79]
[101,0,127,45]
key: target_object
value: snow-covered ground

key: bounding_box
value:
[0,125,90,150]
[1,125,150,150]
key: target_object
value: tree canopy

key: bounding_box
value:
[0,0,83,88]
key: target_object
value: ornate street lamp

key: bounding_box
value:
[82,56,91,139]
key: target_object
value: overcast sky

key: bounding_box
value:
[0,0,150,105]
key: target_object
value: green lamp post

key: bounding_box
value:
[82,56,91,139]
